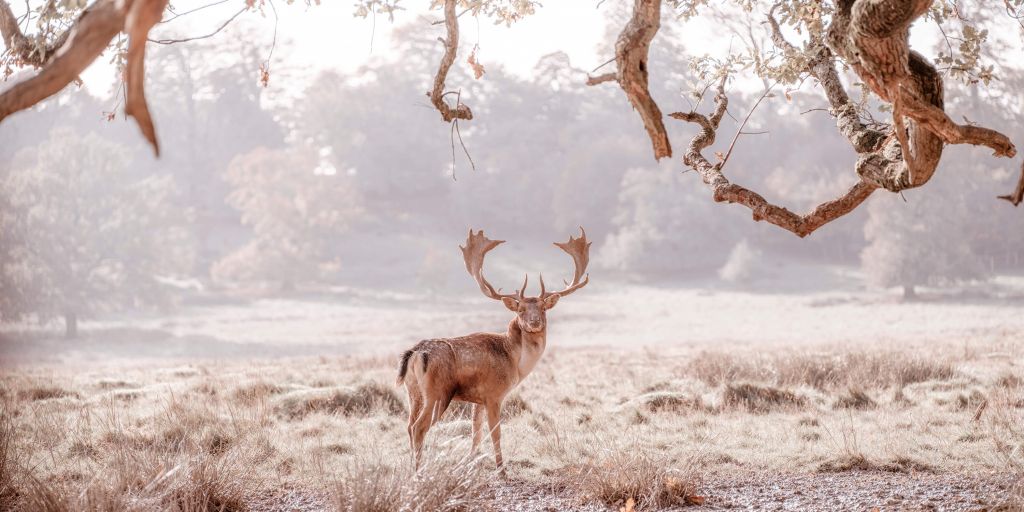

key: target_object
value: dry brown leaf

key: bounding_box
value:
[467,45,485,79]
[686,495,706,505]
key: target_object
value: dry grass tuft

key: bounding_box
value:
[833,388,877,410]
[1,413,19,511]
[561,450,701,509]
[503,395,531,417]
[274,382,405,419]
[689,350,955,390]
[721,383,805,413]
[817,453,875,472]
[817,454,933,474]
[17,386,77,402]
[630,391,704,414]
[232,381,286,404]
[331,451,489,512]
[95,379,140,390]
[995,373,1022,389]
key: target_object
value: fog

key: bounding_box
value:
[2,6,1023,362]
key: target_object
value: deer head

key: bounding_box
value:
[461,228,590,334]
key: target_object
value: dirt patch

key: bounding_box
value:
[696,471,1014,511]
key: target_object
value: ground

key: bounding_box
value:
[1,274,1023,510]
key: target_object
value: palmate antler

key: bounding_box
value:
[460,229,526,301]
[541,227,591,299]
[461,228,590,301]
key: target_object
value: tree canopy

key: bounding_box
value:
[1,0,1022,240]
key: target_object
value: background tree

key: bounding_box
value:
[211,147,364,289]
[0,128,195,336]
[1,0,1022,241]
[861,172,987,299]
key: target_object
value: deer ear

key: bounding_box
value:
[501,297,519,311]
[542,294,560,310]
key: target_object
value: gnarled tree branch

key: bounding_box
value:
[0,0,166,155]
[671,75,878,238]
[826,0,1016,191]
[0,0,70,68]
[587,0,671,160]
[428,0,472,123]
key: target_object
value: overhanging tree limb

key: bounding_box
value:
[587,0,671,160]
[671,75,879,238]
[428,0,472,123]
[0,0,167,156]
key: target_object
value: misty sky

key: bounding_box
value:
[8,0,1021,106]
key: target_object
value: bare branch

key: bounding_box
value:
[671,77,878,238]
[428,0,472,123]
[767,4,885,154]
[149,6,244,44]
[585,72,615,86]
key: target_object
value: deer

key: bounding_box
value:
[396,228,590,471]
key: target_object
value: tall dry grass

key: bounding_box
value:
[0,336,1017,510]
[688,350,956,389]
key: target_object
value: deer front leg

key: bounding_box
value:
[485,401,504,473]
[471,403,485,454]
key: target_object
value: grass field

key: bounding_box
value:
[1,281,1023,510]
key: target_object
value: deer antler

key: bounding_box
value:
[461,229,522,300]
[541,227,591,299]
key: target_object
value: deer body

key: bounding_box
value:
[397,229,590,470]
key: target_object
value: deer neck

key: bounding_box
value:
[507,319,546,384]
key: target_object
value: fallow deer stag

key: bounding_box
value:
[396,228,591,470]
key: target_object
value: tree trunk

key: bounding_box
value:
[64,311,78,338]
[902,285,917,300]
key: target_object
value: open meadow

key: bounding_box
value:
[2,280,1023,511]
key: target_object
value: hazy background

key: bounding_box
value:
[2,1,1023,363]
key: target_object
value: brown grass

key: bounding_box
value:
[1,336,1017,510]
[833,388,877,410]
[331,450,489,512]
[689,350,956,389]
[274,382,405,419]
[631,391,705,414]
[721,383,806,413]
[561,449,701,509]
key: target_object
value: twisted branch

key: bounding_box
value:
[428,0,472,123]
[826,0,1016,191]
[671,75,878,238]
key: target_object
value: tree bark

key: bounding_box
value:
[902,285,917,300]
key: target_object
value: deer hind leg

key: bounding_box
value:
[471,403,485,454]
[410,394,454,470]
[405,384,424,456]
[485,401,504,472]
